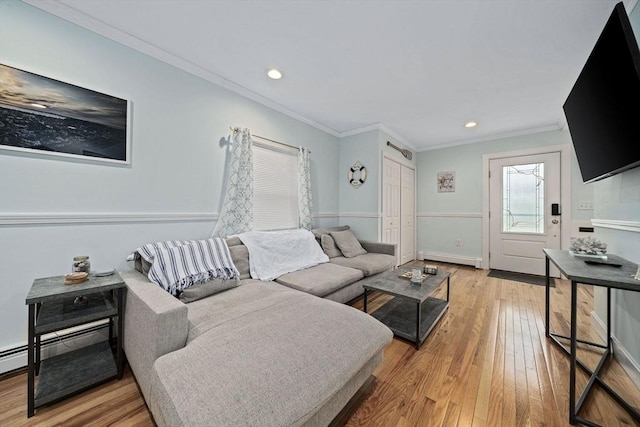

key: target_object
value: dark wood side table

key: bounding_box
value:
[25,272,126,417]
[543,249,640,426]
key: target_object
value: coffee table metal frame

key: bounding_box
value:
[363,267,450,350]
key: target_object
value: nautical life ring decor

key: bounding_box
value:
[348,161,367,188]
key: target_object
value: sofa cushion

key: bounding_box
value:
[186,280,305,343]
[320,234,343,258]
[330,253,396,276]
[330,229,367,258]
[178,277,240,303]
[149,292,393,427]
[275,263,364,297]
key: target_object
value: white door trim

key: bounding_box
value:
[481,144,572,270]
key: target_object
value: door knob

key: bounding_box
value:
[552,219,559,224]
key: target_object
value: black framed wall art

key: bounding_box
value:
[0,63,131,165]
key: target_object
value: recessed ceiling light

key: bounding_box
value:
[267,68,283,80]
[30,103,47,109]
[464,121,477,128]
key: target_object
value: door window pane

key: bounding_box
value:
[502,163,544,233]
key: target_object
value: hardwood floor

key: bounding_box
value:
[1,262,638,426]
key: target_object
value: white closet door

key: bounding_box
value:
[382,157,401,266]
[400,165,415,265]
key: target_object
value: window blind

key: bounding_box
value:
[252,142,299,230]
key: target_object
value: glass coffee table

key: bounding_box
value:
[363,267,450,350]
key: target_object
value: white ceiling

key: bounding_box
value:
[25,0,638,151]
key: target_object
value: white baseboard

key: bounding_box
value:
[0,324,109,375]
[421,251,482,268]
[591,311,640,389]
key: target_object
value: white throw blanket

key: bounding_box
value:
[237,229,329,281]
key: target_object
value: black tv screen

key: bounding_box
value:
[563,2,640,183]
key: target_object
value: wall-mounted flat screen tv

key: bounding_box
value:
[563,2,640,183]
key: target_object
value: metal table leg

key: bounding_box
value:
[363,288,368,313]
[27,303,35,418]
[569,280,578,425]
[415,301,421,350]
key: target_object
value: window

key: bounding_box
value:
[252,140,299,230]
[502,162,545,234]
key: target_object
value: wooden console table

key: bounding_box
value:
[543,249,640,426]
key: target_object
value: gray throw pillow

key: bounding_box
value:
[311,225,350,240]
[178,277,240,303]
[228,244,251,279]
[330,229,367,258]
[321,234,343,258]
[134,256,152,276]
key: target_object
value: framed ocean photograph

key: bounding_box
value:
[0,63,131,165]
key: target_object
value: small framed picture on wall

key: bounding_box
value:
[437,171,455,192]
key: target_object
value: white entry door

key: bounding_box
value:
[489,152,561,276]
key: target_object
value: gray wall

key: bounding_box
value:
[0,0,339,366]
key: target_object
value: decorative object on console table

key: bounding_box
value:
[437,171,455,192]
[410,268,423,287]
[569,236,608,261]
[0,63,130,165]
[63,272,88,285]
[72,255,91,274]
[25,271,126,417]
[423,264,438,275]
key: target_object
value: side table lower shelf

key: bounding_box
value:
[35,340,117,407]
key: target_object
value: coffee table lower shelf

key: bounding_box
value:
[371,297,449,349]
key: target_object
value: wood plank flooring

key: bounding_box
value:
[1,262,638,426]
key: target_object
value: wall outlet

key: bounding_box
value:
[455,239,462,247]
[578,201,594,210]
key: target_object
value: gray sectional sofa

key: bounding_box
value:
[122,226,396,426]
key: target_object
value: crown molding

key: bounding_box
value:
[416,122,563,152]
[22,0,340,138]
[338,123,418,152]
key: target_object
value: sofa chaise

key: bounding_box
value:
[122,226,396,426]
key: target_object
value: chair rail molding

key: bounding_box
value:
[338,212,382,218]
[0,212,218,226]
[591,219,640,233]
[417,212,482,218]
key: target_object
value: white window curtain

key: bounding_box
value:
[212,128,253,237]
[297,147,313,229]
